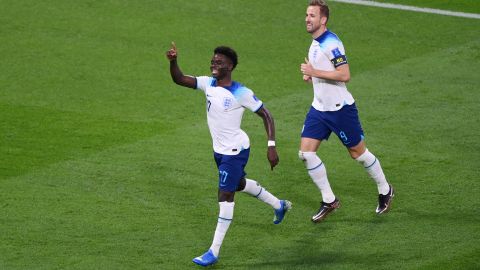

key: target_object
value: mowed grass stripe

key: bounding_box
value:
[0,102,171,178]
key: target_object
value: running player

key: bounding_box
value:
[299,0,394,223]
[166,43,291,266]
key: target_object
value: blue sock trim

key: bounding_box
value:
[365,158,377,169]
[218,217,232,221]
[255,188,263,198]
[308,162,323,171]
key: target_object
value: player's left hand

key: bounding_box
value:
[166,41,177,61]
[300,57,314,77]
[267,147,279,170]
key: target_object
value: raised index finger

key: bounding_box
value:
[171,41,177,50]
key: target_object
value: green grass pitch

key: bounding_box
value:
[1,0,479,269]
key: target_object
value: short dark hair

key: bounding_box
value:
[309,0,329,23]
[214,46,238,70]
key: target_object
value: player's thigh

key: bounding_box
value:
[216,150,249,192]
[217,162,243,192]
[300,137,322,152]
[301,107,332,147]
[331,104,364,148]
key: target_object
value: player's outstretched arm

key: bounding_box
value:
[256,106,279,170]
[166,42,196,89]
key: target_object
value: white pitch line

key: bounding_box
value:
[331,0,480,19]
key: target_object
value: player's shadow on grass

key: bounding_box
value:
[228,212,398,269]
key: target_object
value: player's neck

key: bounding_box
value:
[216,76,233,87]
[312,26,327,39]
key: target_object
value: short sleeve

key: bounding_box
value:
[326,42,348,68]
[234,86,263,112]
[196,76,214,92]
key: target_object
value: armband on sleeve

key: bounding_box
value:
[331,55,348,68]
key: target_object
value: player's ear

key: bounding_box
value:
[320,16,327,25]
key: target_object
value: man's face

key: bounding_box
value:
[305,5,323,35]
[210,54,232,79]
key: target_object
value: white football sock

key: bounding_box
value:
[300,151,335,203]
[241,179,281,209]
[209,201,234,257]
[356,149,390,195]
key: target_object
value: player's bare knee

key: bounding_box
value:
[349,147,366,160]
[218,190,235,202]
[299,151,316,160]
[349,151,361,159]
[298,150,306,161]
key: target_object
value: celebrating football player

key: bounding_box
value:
[166,42,291,267]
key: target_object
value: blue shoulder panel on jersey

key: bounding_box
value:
[225,81,248,100]
[224,81,242,92]
[316,30,348,67]
[315,30,340,47]
[209,77,217,87]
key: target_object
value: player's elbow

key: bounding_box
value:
[340,72,350,83]
[172,77,183,85]
[336,65,350,82]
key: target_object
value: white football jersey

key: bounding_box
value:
[196,76,263,155]
[308,30,355,111]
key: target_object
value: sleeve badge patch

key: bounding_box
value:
[332,47,342,58]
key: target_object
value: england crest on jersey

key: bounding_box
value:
[223,97,233,110]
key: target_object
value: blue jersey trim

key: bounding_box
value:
[253,103,264,113]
